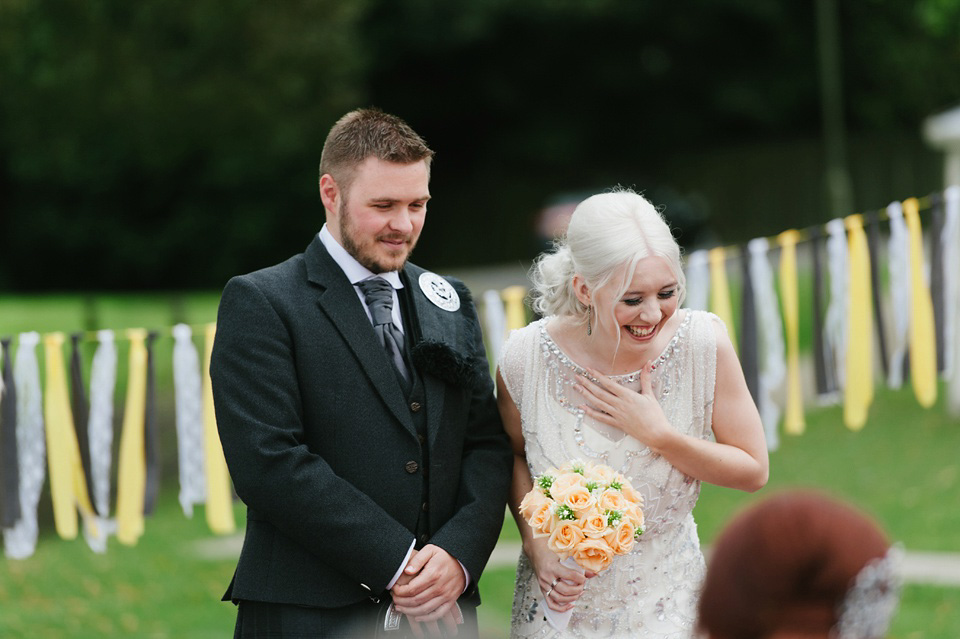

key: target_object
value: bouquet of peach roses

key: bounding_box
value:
[519,460,644,630]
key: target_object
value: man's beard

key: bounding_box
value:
[339,200,417,274]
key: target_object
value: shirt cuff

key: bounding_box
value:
[386,539,417,591]
[459,561,471,594]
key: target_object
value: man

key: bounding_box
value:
[211,108,512,638]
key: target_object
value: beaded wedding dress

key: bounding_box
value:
[500,310,720,639]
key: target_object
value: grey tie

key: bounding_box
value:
[357,278,410,389]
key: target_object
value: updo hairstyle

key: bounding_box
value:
[530,189,684,325]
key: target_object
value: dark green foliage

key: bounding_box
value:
[1,0,958,289]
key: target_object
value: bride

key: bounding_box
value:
[497,189,769,638]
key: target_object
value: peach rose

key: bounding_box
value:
[623,503,645,530]
[572,538,615,573]
[557,460,589,474]
[580,510,610,539]
[548,521,586,559]
[597,489,629,513]
[562,485,597,512]
[585,464,616,484]
[604,520,636,554]
[620,480,645,508]
[528,502,557,538]
[519,488,550,520]
[549,471,586,502]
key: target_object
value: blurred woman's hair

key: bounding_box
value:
[530,188,684,329]
[698,491,901,639]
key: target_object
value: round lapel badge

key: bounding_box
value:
[419,272,461,312]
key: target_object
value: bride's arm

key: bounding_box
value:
[497,370,587,613]
[577,322,768,493]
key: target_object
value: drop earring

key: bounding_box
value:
[587,305,592,336]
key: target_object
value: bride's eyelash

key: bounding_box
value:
[622,289,676,306]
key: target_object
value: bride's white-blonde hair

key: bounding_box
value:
[531,189,685,326]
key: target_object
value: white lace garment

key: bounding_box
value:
[500,310,719,639]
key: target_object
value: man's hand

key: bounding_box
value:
[391,545,466,625]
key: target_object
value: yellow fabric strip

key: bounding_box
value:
[778,230,805,434]
[843,214,874,430]
[203,323,236,535]
[502,285,529,331]
[708,247,737,350]
[902,198,938,408]
[43,333,77,539]
[116,329,148,545]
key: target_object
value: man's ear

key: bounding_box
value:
[319,173,340,216]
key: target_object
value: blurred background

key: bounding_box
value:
[2,1,960,637]
[2,0,958,290]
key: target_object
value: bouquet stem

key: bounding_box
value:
[544,557,584,631]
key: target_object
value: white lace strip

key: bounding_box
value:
[824,218,849,395]
[748,238,786,451]
[943,186,960,413]
[886,201,910,388]
[172,324,207,517]
[3,333,46,559]
[683,249,709,312]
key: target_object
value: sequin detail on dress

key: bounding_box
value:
[499,311,720,639]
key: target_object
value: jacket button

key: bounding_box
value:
[421,502,429,513]
[405,461,419,474]
[410,401,422,412]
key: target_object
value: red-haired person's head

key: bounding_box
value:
[698,491,902,639]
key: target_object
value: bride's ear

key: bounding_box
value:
[572,275,592,308]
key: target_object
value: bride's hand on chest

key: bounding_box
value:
[574,365,675,452]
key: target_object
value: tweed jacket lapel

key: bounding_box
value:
[304,237,415,435]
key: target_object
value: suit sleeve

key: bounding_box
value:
[211,275,413,592]
[428,285,513,585]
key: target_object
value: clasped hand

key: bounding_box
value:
[575,365,671,449]
[526,537,595,612]
[391,545,465,637]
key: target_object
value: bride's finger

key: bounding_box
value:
[551,579,584,597]
[639,362,654,396]
[583,368,625,396]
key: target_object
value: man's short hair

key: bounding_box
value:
[319,108,434,192]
